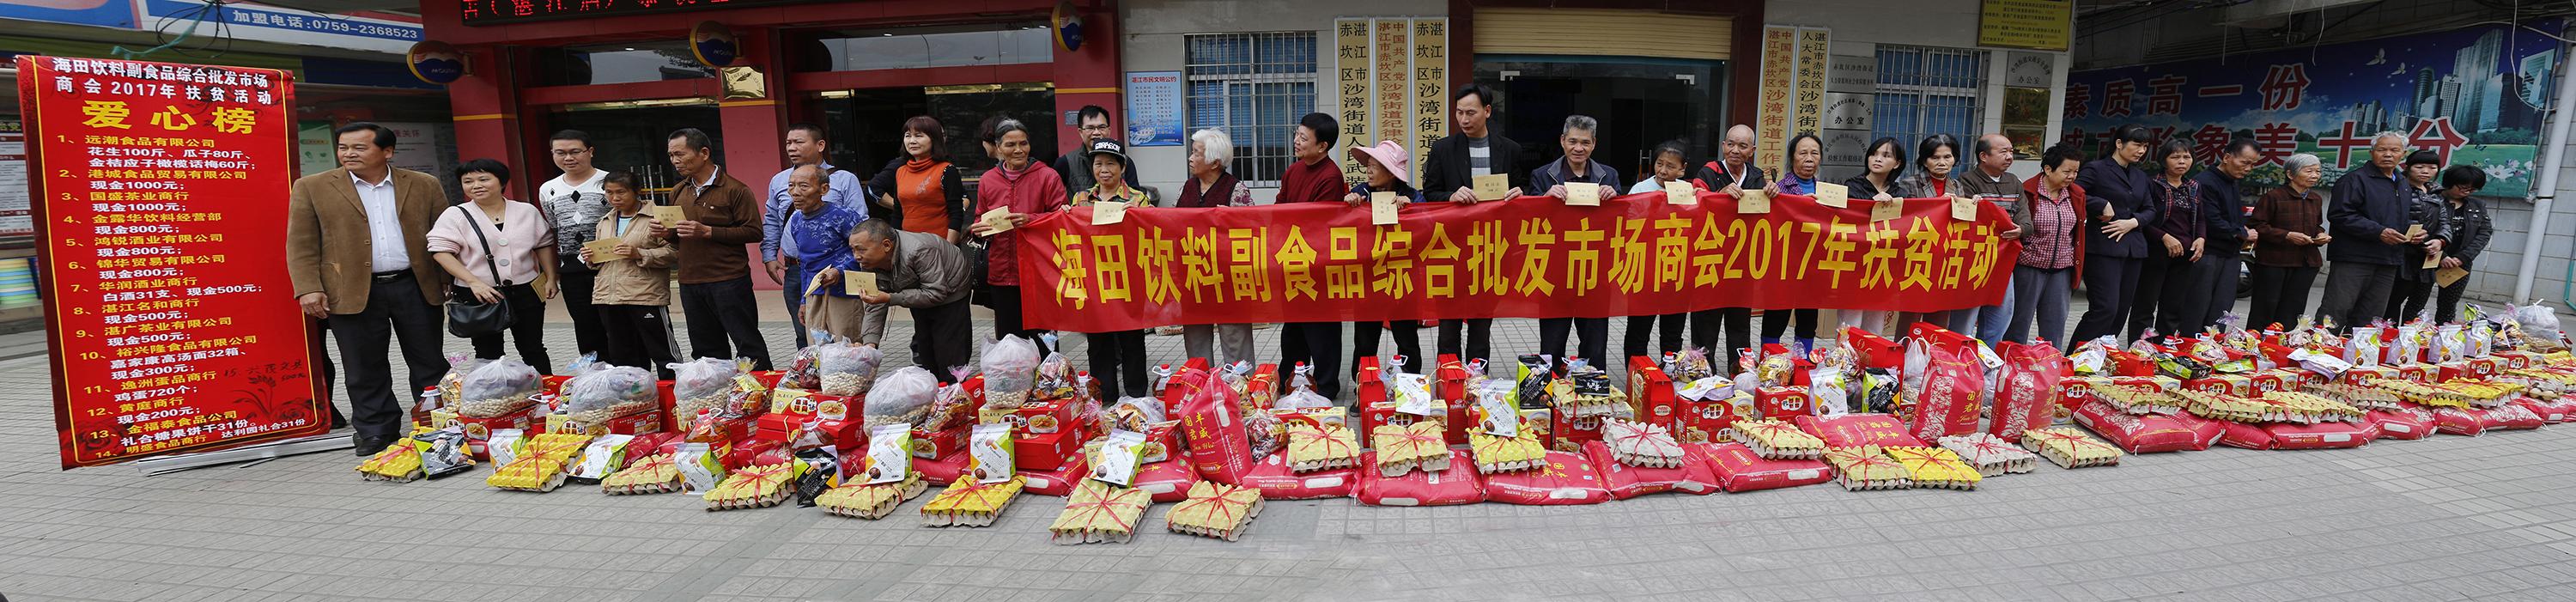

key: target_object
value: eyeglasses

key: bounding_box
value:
[551,149,590,157]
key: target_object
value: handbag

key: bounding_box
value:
[444,204,514,338]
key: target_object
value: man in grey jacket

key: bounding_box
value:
[823,219,973,381]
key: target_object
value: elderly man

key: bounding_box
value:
[659,127,772,369]
[777,164,872,344]
[1531,114,1624,365]
[1686,125,1765,372]
[1949,133,2026,343]
[2313,131,2422,330]
[819,219,973,382]
[763,124,868,348]
[2192,139,2260,331]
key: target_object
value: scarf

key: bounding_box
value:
[903,156,939,175]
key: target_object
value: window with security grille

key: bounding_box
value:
[1185,32,1318,186]
[1873,46,1989,152]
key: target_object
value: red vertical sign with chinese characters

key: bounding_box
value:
[15,56,325,469]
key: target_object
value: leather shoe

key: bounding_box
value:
[353,435,392,457]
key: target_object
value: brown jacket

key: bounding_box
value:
[285,167,450,314]
[671,167,763,284]
[587,212,677,307]
[2248,185,2327,268]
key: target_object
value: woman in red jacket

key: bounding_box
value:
[967,116,1070,344]
[2006,143,2087,348]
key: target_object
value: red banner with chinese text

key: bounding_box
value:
[17,56,325,468]
[1016,192,2021,332]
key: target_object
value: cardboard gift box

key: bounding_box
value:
[2395,364,2433,383]
[1012,398,1078,435]
[1844,326,1905,370]
[1677,397,1741,445]
[2250,370,2301,395]
[544,410,665,438]
[1241,363,1279,410]
[455,406,550,461]
[1753,386,1813,421]
[1692,442,1832,493]
[2183,374,2255,397]
[910,426,968,459]
[1354,356,1388,406]
[1481,450,1612,505]
[1013,427,1083,471]
[1360,400,1447,445]
[541,374,572,396]
[720,439,781,471]
[1549,409,1607,453]
[1437,356,1477,445]
[1625,357,1681,430]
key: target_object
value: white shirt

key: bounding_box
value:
[352,170,408,272]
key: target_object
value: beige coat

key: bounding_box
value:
[586,212,677,307]
[284,167,450,314]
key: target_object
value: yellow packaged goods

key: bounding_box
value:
[2303,382,2403,410]
[1601,417,1685,469]
[969,423,1017,483]
[921,476,1026,527]
[1048,481,1151,544]
[356,435,425,482]
[1469,432,1546,474]
[1370,421,1453,477]
[1285,422,1359,473]
[2439,381,2524,407]
[817,472,928,520]
[2257,391,2366,423]
[603,453,685,495]
[1935,433,2038,477]
[1730,419,1825,459]
[2020,427,2123,468]
[705,460,804,511]
[1823,445,1912,491]
[2176,390,2271,423]
[486,433,592,492]
[2372,380,2473,409]
[2093,386,2184,415]
[1884,446,1981,490]
[1167,481,1264,541]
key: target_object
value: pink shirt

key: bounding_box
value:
[426,199,555,287]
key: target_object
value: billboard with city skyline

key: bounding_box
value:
[2064,19,2563,198]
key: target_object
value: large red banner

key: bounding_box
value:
[18,56,325,468]
[1017,192,2021,332]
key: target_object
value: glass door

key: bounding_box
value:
[805,82,1058,195]
[1473,58,1727,181]
[544,100,722,203]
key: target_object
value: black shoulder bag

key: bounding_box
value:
[444,205,514,338]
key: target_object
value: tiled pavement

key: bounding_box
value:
[7,294,2576,600]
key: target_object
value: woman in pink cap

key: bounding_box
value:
[1341,140,1425,373]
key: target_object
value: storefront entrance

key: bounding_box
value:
[805,82,1060,182]
[1475,58,1727,181]
[544,101,722,202]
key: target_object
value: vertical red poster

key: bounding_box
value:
[15,55,325,468]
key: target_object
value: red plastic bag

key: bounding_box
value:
[1180,368,1256,483]
[2216,421,2373,450]
[2071,399,2222,453]
[1583,441,1717,498]
[1692,442,1832,493]
[1131,456,1203,502]
[1239,451,1354,500]
[1991,340,2069,441]
[2366,408,2436,440]
[1481,450,1613,505]
[1353,450,1485,507]
[1795,413,1924,448]
[1906,344,1984,442]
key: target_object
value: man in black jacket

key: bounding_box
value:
[2314,131,2424,330]
[1420,83,1524,369]
[2190,139,2257,331]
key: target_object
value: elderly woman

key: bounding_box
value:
[1176,128,1257,367]
[968,116,1070,344]
[2006,143,2087,348]
[1072,138,1153,398]
[428,158,558,372]
[1761,134,1823,352]
[2245,154,2331,330]
[867,115,971,241]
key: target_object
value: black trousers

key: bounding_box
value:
[1538,317,1609,366]
[597,304,680,379]
[2389,273,2436,323]
[2245,264,2319,331]
[2074,254,2143,344]
[678,276,773,370]
[1624,313,1687,362]
[981,284,1049,348]
[327,274,447,439]
[558,270,605,356]
[1760,309,1818,344]
[1691,307,1753,374]
[2128,252,2175,340]
[2436,269,2470,324]
[1085,329,1151,399]
[1279,321,1343,399]
[1353,320,1423,373]
[2197,252,2240,331]
[913,300,976,383]
[2150,252,2218,337]
[1437,318,1493,368]
[465,283,555,373]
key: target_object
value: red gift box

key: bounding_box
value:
[1692,442,1832,493]
[1354,356,1388,406]
[1013,427,1083,471]
[1482,450,1612,505]
[1677,397,1740,445]
[722,439,781,471]
[454,406,548,461]
[1354,449,1485,507]
[2250,371,2299,395]
[2337,366,2397,385]
[1753,386,1813,421]
[913,448,969,486]
[909,426,967,459]
[2494,350,2539,369]
[605,410,665,436]
[1240,451,1356,500]
[654,380,679,432]
[1017,454,1091,497]
[1625,357,1681,431]
[1844,326,1904,370]
[2217,421,2373,450]
[1437,355,1475,445]
[1548,408,1606,453]
[1361,400,1448,445]
[1795,413,1923,448]
[1583,440,1717,498]
[2396,365,2433,383]
[540,374,571,396]
[807,417,866,455]
[753,413,805,442]
[1014,398,1078,435]
[1242,363,1279,410]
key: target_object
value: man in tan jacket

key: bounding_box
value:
[285,123,451,455]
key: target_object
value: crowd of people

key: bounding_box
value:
[284,83,2498,455]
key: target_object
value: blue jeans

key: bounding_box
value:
[781,261,809,347]
[1976,273,2016,343]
